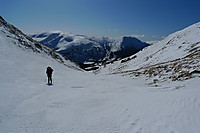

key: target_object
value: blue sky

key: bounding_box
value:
[1,0,200,41]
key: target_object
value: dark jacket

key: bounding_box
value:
[46,67,53,77]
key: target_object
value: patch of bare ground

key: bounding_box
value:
[113,46,200,86]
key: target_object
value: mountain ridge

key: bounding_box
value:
[102,22,200,85]
[0,16,80,71]
[31,31,149,70]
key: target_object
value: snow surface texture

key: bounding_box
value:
[1,17,200,133]
[30,32,149,64]
[101,22,200,85]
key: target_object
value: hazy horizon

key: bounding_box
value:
[1,0,200,41]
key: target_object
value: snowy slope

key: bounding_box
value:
[30,31,149,67]
[0,16,79,70]
[1,17,200,133]
[1,29,200,133]
[129,22,200,68]
[102,22,200,85]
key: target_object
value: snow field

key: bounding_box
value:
[1,24,200,133]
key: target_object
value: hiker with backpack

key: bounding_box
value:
[46,66,53,85]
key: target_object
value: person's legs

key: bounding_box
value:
[50,76,52,84]
[47,75,52,84]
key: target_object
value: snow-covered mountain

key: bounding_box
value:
[103,22,200,85]
[1,17,200,133]
[30,31,149,70]
[0,16,79,71]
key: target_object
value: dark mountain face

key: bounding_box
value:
[114,37,149,59]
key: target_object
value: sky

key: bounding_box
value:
[1,0,200,41]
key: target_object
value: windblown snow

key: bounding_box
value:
[0,17,200,133]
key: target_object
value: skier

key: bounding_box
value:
[46,66,53,85]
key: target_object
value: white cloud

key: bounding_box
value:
[129,34,145,38]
